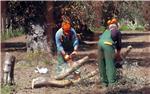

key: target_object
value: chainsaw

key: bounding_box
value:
[115,45,132,68]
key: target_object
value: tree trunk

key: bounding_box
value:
[142,2,150,31]
[46,1,56,55]
[1,1,6,32]
[26,2,55,53]
[1,1,6,84]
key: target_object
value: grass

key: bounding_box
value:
[43,60,53,65]
[119,24,145,32]
[119,25,131,31]
[135,25,145,31]
[25,50,53,66]
[1,27,25,41]
[1,85,14,94]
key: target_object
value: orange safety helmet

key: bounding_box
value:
[62,20,71,34]
[107,20,112,25]
[111,18,117,24]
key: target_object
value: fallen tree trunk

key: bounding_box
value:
[55,56,89,80]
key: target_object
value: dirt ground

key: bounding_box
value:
[1,31,150,94]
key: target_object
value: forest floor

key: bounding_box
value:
[1,31,150,94]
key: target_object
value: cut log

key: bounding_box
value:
[122,45,132,58]
[32,77,72,88]
[3,52,16,85]
[32,69,99,88]
[55,56,89,80]
[82,69,99,80]
[72,69,99,84]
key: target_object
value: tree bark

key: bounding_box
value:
[55,56,89,80]
[142,1,150,29]
[1,1,6,33]
[46,1,56,55]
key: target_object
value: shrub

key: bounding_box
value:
[135,25,145,31]
[119,18,144,31]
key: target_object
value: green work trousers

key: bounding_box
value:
[98,41,116,85]
[55,53,69,76]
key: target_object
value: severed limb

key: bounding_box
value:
[32,77,72,88]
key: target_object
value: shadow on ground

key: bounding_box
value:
[122,42,150,48]
[1,42,26,52]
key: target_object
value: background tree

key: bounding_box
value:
[2,1,149,53]
[142,1,150,30]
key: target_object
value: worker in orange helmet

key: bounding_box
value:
[98,18,122,88]
[107,18,118,26]
[55,20,80,79]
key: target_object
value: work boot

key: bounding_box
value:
[108,81,120,90]
[96,82,108,89]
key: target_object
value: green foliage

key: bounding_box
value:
[1,27,25,41]
[135,25,145,31]
[101,1,146,28]
[119,24,144,31]
[119,25,130,31]
[119,19,145,31]
[6,1,46,33]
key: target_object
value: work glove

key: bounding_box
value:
[70,50,77,58]
[64,54,70,61]
[115,52,121,61]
